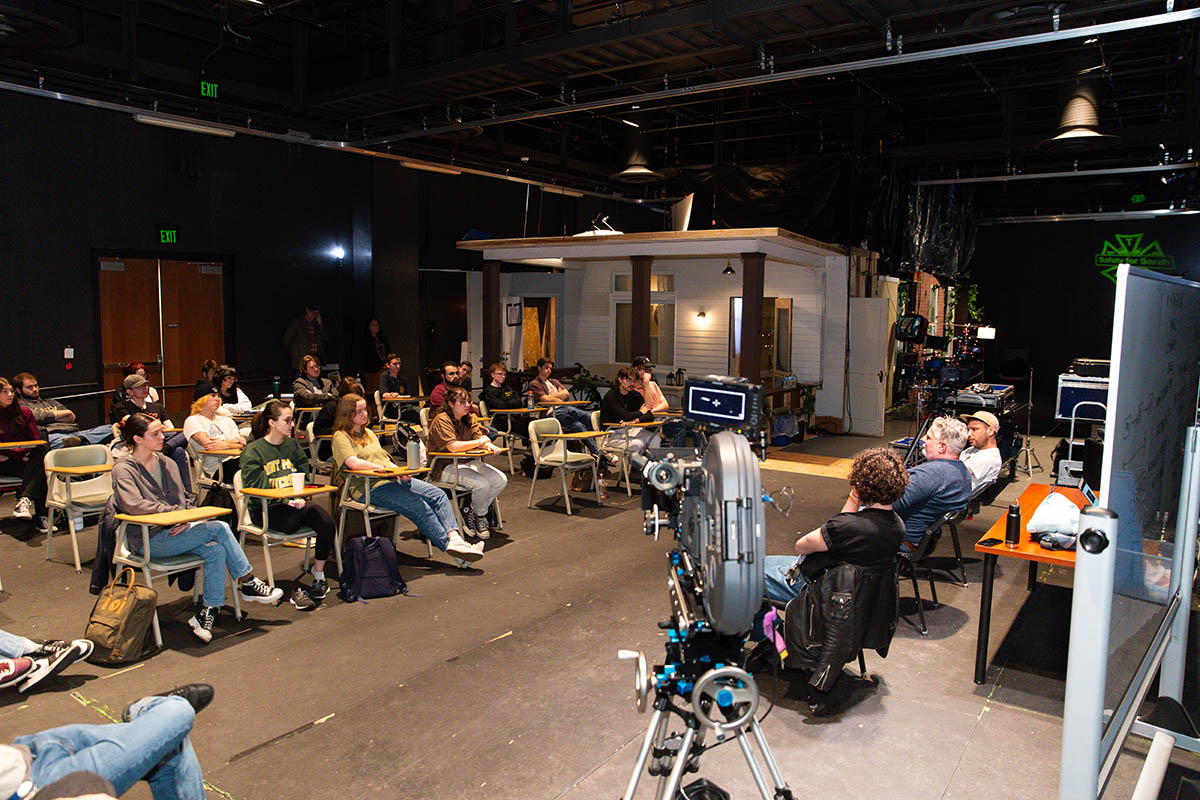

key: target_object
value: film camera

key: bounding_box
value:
[618,376,794,800]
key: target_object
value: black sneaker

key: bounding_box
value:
[309,578,329,600]
[290,587,315,610]
[472,508,491,540]
[188,607,217,644]
[20,639,93,692]
[239,576,284,605]
[123,682,214,722]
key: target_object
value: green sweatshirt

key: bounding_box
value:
[239,436,310,514]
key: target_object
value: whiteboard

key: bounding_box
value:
[1101,265,1200,545]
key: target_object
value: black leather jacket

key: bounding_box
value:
[783,561,899,691]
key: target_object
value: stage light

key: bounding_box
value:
[976,326,996,340]
[329,246,345,260]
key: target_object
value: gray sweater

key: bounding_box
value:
[111,453,196,532]
[291,376,337,407]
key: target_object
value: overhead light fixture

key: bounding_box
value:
[133,113,235,138]
[722,261,736,276]
[621,119,640,128]
[542,185,584,198]
[400,161,462,175]
[329,246,345,260]
[631,104,641,110]
[1083,37,1098,44]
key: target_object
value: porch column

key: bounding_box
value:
[631,255,653,360]
[482,260,501,366]
[739,252,766,382]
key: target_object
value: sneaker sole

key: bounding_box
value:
[290,595,316,610]
[188,617,213,643]
[446,545,484,562]
[0,659,35,689]
[241,592,284,605]
[19,641,88,692]
[472,528,491,540]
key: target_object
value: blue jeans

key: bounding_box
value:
[47,425,114,450]
[555,407,598,454]
[16,695,204,800]
[0,627,37,658]
[131,520,252,608]
[763,555,809,605]
[164,432,192,493]
[368,478,458,551]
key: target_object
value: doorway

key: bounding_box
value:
[521,297,556,368]
[97,256,227,419]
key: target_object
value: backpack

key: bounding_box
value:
[521,453,554,479]
[339,536,408,602]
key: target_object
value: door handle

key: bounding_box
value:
[877,371,884,383]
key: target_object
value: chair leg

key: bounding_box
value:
[593,461,602,506]
[68,514,82,573]
[362,508,373,538]
[335,507,348,573]
[857,650,867,679]
[910,572,928,635]
[144,568,163,647]
[528,467,539,508]
[45,510,57,561]
[262,538,276,588]
[623,456,632,496]
[506,443,515,475]
[560,468,572,516]
[928,572,939,606]
[949,523,968,586]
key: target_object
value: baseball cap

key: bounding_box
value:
[193,380,219,400]
[959,410,999,428]
[123,374,149,390]
[632,356,656,369]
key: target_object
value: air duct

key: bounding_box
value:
[1040,61,1116,152]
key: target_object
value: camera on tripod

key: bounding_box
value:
[619,376,794,800]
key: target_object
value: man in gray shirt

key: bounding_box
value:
[893,416,973,544]
[13,372,114,449]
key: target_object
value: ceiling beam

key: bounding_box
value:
[835,0,889,36]
[307,0,803,107]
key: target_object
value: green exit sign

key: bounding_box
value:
[159,229,177,244]
[200,80,219,99]
[1131,193,1146,204]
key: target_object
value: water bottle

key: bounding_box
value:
[598,476,607,502]
[526,392,535,409]
[406,439,420,470]
[1005,503,1021,548]
[272,376,281,398]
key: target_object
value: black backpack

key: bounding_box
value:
[339,536,408,602]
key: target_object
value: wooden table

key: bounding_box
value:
[426,449,509,460]
[538,399,591,407]
[603,421,663,428]
[240,485,338,500]
[0,440,47,449]
[203,448,244,457]
[48,463,115,476]
[346,467,430,478]
[115,505,232,527]
[973,483,1084,684]
[541,431,609,441]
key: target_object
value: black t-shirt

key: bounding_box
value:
[800,508,905,579]
[600,387,653,425]
[110,396,170,425]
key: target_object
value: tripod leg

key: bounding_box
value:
[748,718,795,800]
[658,725,696,800]
[735,728,775,800]
[622,707,666,800]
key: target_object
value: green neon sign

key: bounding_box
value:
[200,81,219,99]
[159,229,177,244]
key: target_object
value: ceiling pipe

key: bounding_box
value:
[978,208,1199,224]
[915,162,1200,185]
[353,8,1200,147]
[0,78,670,210]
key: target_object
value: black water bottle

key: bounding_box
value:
[272,376,281,399]
[1005,503,1021,548]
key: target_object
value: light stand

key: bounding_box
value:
[1016,366,1043,475]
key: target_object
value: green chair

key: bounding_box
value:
[527,416,600,516]
[232,470,314,589]
[44,445,113,572]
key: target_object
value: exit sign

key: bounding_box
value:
[1131,193,1146,204]
[200,80,219,99]
[159,229,177,244]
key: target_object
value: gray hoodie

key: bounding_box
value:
[111,452,196,533]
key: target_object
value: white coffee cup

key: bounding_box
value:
[290,473,305,493]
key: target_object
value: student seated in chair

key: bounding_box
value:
[112,413,281,643]
[0,377,49,524]
[291,355,338,408]
[762,447,909,607]
[212,364,253,417]
[599,367,658,461]
[529,358,596,455]
[330,394,484,565]
[314,377,366,460]
[895,417,972,546]
[479,363,531,442]
[958,410,1003,492]
[110,373,191,493]
[240,400,337,609]
[14,371,114,450]
[378,353,414,422]
[427,387,507,540]
[183,385,245,486]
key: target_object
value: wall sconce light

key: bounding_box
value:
[328,246,346,260]
[696,310,708,322]
[722,261,736,276]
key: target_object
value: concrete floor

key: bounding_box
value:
[0,425,1193,799]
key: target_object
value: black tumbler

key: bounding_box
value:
[1005,503,1021,548]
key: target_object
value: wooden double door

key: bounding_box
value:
[97,257,226,420]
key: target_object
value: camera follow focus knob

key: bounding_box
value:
[1078,528,1109,554]
[691,666,759,732]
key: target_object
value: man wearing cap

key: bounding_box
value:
[632,357,686,447]
[959,410,1003,492]
[283,303,329,373]
[110,375,191,491]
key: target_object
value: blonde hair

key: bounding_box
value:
[190,396,212,416]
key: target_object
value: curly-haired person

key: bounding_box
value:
[763,447,910,606]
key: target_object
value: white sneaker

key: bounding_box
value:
[12,497,34,520]
[446,538,484,563]
[239,576,284,605]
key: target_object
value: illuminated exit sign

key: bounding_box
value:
[200,80,219,99]
[159,228,177,244]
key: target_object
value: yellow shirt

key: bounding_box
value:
[331,428,396,501]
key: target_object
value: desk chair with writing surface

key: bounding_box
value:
[44,445,114,572]
[478,400,519,475]
[374,390,399,427]
[895,509,963,635]
[527,417,601,516]
[305,422,334,483]
[333,469,429,573]
[590,410,642,496]
[232,470,320,589]
[113,507,242,647]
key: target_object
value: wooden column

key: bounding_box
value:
[739,252,766,381]
[482,260,501,366]
[630,255,653,361]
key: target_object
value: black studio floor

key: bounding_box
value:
[1,426,1194,799]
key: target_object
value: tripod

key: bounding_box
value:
[1016,367,1042,475]
[619,657,794,800]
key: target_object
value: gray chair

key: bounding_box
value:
[896,509,961,635]
[232,470,314,589]
[527,416,601,516]
[44,445,114,572]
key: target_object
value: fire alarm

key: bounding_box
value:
[65,361,72,371]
